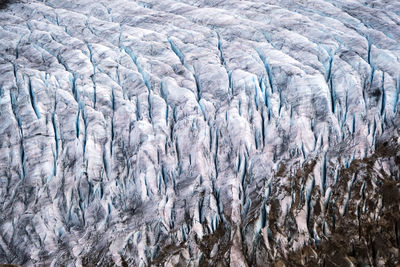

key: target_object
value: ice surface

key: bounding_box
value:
[0,0,400,266]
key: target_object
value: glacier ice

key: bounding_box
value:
[0,0,400,266]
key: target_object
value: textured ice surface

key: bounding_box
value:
[0,0,400,266]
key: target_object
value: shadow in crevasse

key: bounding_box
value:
[0,0,19,9]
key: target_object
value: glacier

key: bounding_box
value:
[0,0,400,266]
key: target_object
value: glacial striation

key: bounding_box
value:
[0,0,400,266]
